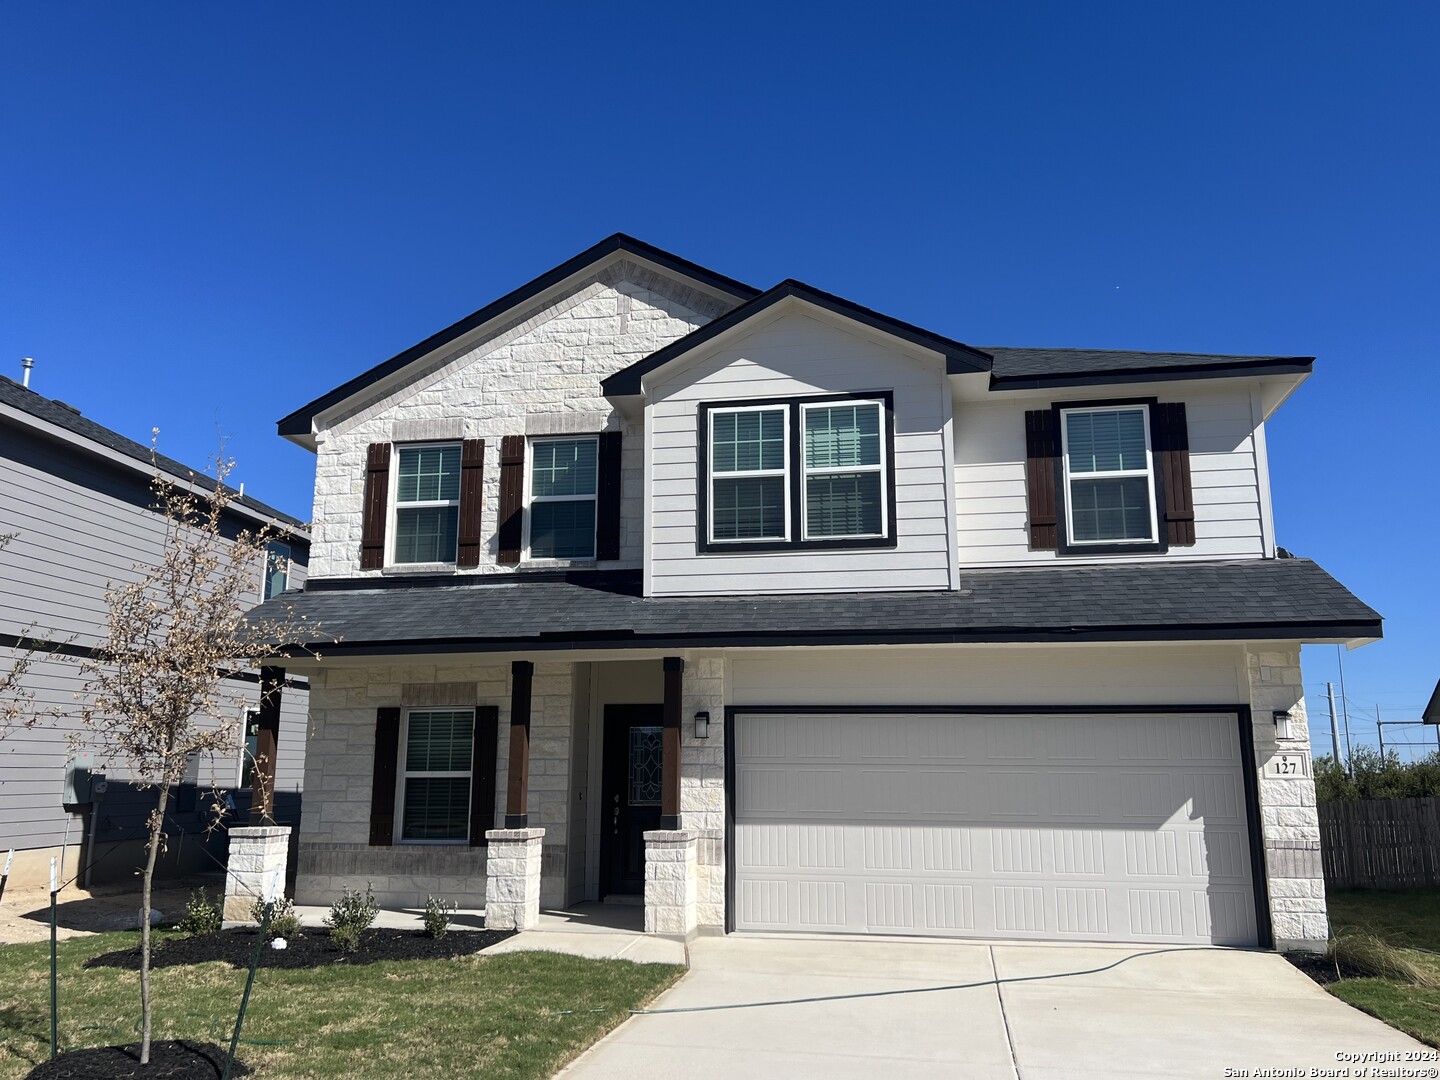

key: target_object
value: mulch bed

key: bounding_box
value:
[1284,950,1364,986]
[86,927,516,971]
[25,1039,250,1078]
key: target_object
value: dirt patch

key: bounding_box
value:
[86,926,516,971]
[0,879,221,946]
[24,1039,251,1079]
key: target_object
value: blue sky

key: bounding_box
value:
[2,3,1435,755]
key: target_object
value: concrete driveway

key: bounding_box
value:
[560,934,1430,1080]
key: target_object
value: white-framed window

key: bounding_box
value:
[526,437,599,560]
[707,405,789,543]
[800,400,886,539]
[392,443,461,564]
[262,540,291,600]
[397,708,474,843]
[1060,405,1157,544]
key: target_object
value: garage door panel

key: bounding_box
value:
[734,712,1257,946]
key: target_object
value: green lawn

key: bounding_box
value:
[1323,887,1440,1048]
[0,931,683,1079]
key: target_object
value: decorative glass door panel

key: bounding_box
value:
[628,726,663,806]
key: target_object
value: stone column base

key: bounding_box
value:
[484,828,544,930]
[224,826,291,921]
[644,829,697,939]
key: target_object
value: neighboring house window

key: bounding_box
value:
[398,708,474,842]
[708,406,788,542]
[801,401,885,539]
[1060,405,1156,544]
[528,437,598,559]
[262,540,291,600]
[700,394,894,552]
[393,443,461,564]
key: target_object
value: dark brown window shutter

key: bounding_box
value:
[596,431,623,561]
[368,707,401,846]
[468,706,500,846]
[360,443,391,570]
[1152,402,1196,546]
[496,436,525,564]
[1023,410,1059,550]
[456,438,486,567]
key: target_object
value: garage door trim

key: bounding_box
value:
[723,703,1271,947]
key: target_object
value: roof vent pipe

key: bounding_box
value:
[20,357,34,388]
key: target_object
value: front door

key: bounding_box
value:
[600,705,664,897]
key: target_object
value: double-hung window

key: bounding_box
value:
[399,708,473,842]
[801,401,885,539]
[708,407,788,542]
[528,437,598,559]
[703,395,893,550]
[394,443,461,564]
[1060,405,1156,544]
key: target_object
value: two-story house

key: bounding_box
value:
[252,235,1379,952]
[0,374,310,890]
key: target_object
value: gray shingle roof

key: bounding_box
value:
[250,558,1380,655]
[984,347,1312,386]
[0,375,306,529]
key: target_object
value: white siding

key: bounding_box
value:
[953,385,1267,566]
[647,310,953,595]
[728,644,1248,709]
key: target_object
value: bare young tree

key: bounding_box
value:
[0,535,38,740]
[75,443,319,1065]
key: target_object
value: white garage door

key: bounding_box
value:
[733,712,1257,945]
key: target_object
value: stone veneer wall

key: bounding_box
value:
[296,661,576,911]
[1247,646,1327,950]
[678,655,727,929]
[308,264,733,579]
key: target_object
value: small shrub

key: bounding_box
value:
[177,888,222,937]
[423,895,456,939]
[324,882,379,952]
[251,894,303,940]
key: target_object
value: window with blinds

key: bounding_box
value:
[802,401,885,539]
[399,709,474,842]
[394,443,461,564]
[1060,406,1156,543]
[708,406,788,542]
[528,437,598,559]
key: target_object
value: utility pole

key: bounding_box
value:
[1327,683,1343,768]
[1377,706,1385,760]
[1337,645,1355,770]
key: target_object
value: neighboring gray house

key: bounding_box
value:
[252,235,1380,952]
[0,373,310,889]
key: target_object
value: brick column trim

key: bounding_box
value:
[644,828,698,939]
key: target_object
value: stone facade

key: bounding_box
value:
[484,828,544,930]
[678,656,727,929]
[224,826,290,921]
[1247,646,1328,951]
[643,829,698,938]
[308,263,734,580]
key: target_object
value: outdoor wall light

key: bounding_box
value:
[1272,709,1294,740]
[694,711,710,739]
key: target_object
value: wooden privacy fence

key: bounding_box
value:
[1319,797,1440,888]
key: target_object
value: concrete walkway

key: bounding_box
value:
[560,934,1430,1080]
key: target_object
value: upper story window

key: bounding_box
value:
[393,443,461,564]
[528,437,598,560]
[700,393,896,553]
[1060,406,1156,544]
[262,540,291,599]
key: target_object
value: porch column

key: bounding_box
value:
[504,660,533,828]
[248,666,283,826]
[660,656,683,830]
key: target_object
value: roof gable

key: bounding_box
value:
[600,280,994,398]
[277,234,760,443]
